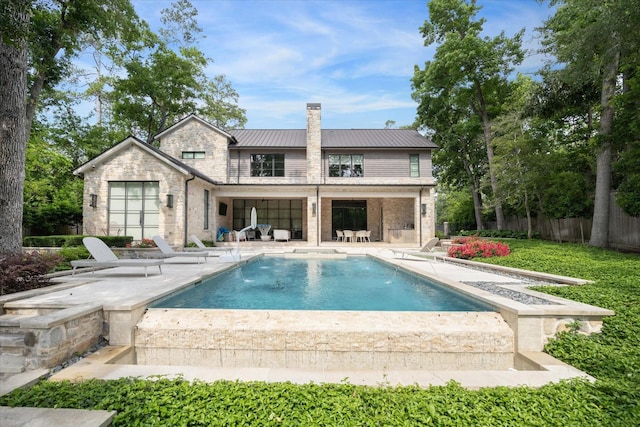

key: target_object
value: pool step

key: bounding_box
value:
[135,309,515,371]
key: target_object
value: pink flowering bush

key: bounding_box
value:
[447,237,510,260]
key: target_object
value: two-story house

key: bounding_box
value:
[73,103,438,247]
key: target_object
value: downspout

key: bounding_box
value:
[316,185,320,246]
[419,186,424,247]
[184,175,196,247]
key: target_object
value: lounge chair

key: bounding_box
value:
[148,236,208,263]
[71,237,164,277]
[189,235,233,256]
[391,237,440,259]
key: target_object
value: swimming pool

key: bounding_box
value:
[151,256,493,311]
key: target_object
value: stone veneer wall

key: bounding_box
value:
[82,143,185,237]
[306,103,322,184]
[158,118,230,183]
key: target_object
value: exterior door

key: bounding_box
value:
[108,182,159,240]
[332,200,367,238]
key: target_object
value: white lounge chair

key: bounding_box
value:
[71,237,164,277]
[189,235,233,256]
[273,229,290,242]
[392,237,440,259]
[148,236,208,263]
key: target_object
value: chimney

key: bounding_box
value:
[306,103,322,183]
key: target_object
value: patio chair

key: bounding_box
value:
[355,230,367,242]
[343,230,354,242]
[391,237,440,259]
[148,235,208,263]
[189,235,233,256]
[336,230,344,242]
[71,237,164,277]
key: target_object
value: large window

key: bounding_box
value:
[410,154,420,177]
[108,182,159,240]
[233,199,303,238]
[328,154,363,177]
[182,151,205,159]
[250,154,285,177]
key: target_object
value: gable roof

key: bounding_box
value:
[73,135,219,184]
[154,114,237,142]
[228,128,436,149]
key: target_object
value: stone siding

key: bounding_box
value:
[158,118,229,182]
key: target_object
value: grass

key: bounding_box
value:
[1,240,639,425]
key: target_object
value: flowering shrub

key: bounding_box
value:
[447,237,510,259]
[126,238,156,248]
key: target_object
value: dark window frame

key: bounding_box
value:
[250,154,285,177]
[410,154,420,177]
[328,154,364,177]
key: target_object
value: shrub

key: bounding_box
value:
[447,238,510,259]
[458,229,539,239]
[23,235,134,248]
[126,238,156,248]
[57,246,91,270]
[0,251,63,295]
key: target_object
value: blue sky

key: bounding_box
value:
[130,0,555,129]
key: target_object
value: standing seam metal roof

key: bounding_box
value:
[227,129,436,149]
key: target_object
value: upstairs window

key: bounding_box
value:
[410,154,420,177]
[250,154,285,177]
[328,154,364,177]
[182,151,205,159]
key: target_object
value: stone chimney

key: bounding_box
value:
[306,103,322,183]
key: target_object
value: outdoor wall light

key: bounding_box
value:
[312,202,317,216]
[166,194,174,208]
[421,203,427,216]
[90,194,97,208]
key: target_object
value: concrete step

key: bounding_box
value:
[0,314,36,328]
[0,353,26,374]
[0,333,25,349]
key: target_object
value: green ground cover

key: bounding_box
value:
[1,241,639,425]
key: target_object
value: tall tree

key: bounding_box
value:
[0,0,30,253]
[540,0,640,247]
[412,0,524,230]
[0,0,143,253]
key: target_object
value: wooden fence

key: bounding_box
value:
[488,193,640,252]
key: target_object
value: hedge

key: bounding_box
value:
[22,235,133,248]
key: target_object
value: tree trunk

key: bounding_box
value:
[0,0,30,253]
[589,47,619,248]
[461,150,484,230]
[475,83,505,229]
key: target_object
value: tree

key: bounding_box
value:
[412,0,524,230]
[0,0,143,253]
[0,0,30,253]
[540,0,640,247]
[109,1,246,141]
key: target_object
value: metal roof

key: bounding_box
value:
[322,129,437,149]
[229,129,306,148]
[228,129,436,149]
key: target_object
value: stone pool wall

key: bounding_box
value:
[135,309,515,370]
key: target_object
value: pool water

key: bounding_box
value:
[152,256,493,311]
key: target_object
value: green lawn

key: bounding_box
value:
[1,240,639,426]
